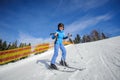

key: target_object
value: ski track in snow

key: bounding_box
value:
[100,53,117,80]
[0,36,120,80]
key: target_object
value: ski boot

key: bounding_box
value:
[60,60,68,67]
[50,64,58,70]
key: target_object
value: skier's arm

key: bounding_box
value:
[63,33,72,39]
[51,32,58,39]
[63,36,68,39]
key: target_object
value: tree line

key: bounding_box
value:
[0,40,31,51]
[69,30,108,44]
[0,30,107,51]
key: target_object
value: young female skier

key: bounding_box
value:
[50,23,71,70]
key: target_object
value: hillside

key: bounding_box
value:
[0,36,120,80]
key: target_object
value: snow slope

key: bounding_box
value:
[0,36,120,80]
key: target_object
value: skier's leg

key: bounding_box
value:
[59,44,68,66]
[51,44,59,64]
[60,43,66,61]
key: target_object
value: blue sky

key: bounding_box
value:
[0,0,120,44]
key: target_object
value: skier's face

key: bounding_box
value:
[59,26,64,31]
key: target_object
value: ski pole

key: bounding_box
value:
[68,34,83,59]
[73,42,83,59]
[49,33,55,48]
[49,32,58,47]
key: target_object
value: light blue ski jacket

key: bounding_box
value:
[52,30,68,44]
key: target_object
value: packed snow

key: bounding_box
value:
[0,36,120,80]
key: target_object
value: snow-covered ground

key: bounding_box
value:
[0,36,120,80]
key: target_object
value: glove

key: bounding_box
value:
[67,33,72,38]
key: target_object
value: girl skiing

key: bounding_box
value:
[50,23,70,70]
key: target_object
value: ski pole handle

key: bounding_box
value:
[54,33,58,37]
[67,33,72,37]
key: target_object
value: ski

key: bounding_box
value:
[56,68,77,73]
[58,63,86,71]
[48,65,77,73]
[66,66,86,71]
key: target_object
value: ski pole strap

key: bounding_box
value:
[50,33,58,44]
[54,34,58,44]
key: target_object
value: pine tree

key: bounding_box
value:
[68,38,73,43]
[86,35,91,42]
[101,32,106,39]
[0,39,3,51]
[19,43,24,48]
[76,34,81,43]
[2,41,7,50]
[82,35,85,43]
[28,43,31,46]
[7,42,12,50]
[91,30,100,41]
[76,37,78,43]
[14,40,18,48]
[73,34,81,44]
